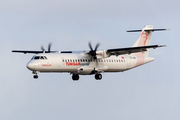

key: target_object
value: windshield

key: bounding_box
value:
[32,56,48,60]
[34,56,40,59]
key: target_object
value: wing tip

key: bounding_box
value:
[158,45,166,47]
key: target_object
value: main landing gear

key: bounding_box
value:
[95,74,102,80]
[72,74,79,81]
[72,74,102,80]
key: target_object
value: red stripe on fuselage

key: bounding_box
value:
[42,64,52,66]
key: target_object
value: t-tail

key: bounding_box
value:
[127,25,169,57]
[127,25,168,67]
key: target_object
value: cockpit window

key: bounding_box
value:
[32,56,47,60]
[40,56,44,59]
[34,56,40,59]
[44,56,47,59]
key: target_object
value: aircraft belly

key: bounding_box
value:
[104,62,126,72]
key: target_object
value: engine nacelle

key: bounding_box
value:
[96,50,110,59]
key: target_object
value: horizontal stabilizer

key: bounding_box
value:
[127,29,169,32]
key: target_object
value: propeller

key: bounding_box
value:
[88,41,100,59]
[40,42,52,53]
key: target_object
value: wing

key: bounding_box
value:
[12,50,44,54]
[106,45,166,56]
[12,50,73,54]
[11,50,85,54]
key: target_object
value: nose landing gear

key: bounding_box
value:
[33,74,38,79]
[95,74,102,80]
[72,74,79,81]
[32,71,39,79]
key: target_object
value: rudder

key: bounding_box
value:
[132,25,153,57]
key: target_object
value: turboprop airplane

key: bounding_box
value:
[12,25,168,80]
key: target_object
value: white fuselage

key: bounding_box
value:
[27,53,154,75]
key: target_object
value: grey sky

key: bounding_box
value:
[0,0,180,120]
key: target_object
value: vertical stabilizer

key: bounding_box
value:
[132,25,153,57]
[126,25,168,67]
[127,25,168,57]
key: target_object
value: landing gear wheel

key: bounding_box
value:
[33,75,38,79]
[95,74,102,80]
[72,74,79,81]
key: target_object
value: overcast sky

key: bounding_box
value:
[0,0,180,120]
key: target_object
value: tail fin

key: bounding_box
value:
[127,25,168,57]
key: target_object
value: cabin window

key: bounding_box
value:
[75,59,77,62]
[86,59,88,62]
[62,59,64,62]
[88,59,90,62]
[73,59,74,62]
[70,59,72,62]
[65,59,67,62]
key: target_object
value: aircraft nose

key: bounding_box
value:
[27,62,34,70]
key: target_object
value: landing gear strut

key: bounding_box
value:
[72,74,79,81]
[95,74,102,80]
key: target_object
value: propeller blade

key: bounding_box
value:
[48,42,52,53]
[40,45,45,52]
[88,41,93,51]
[94,42,100,52]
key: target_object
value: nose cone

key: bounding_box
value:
[27,62,34,70]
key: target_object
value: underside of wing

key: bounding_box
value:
[106,45,165,56]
